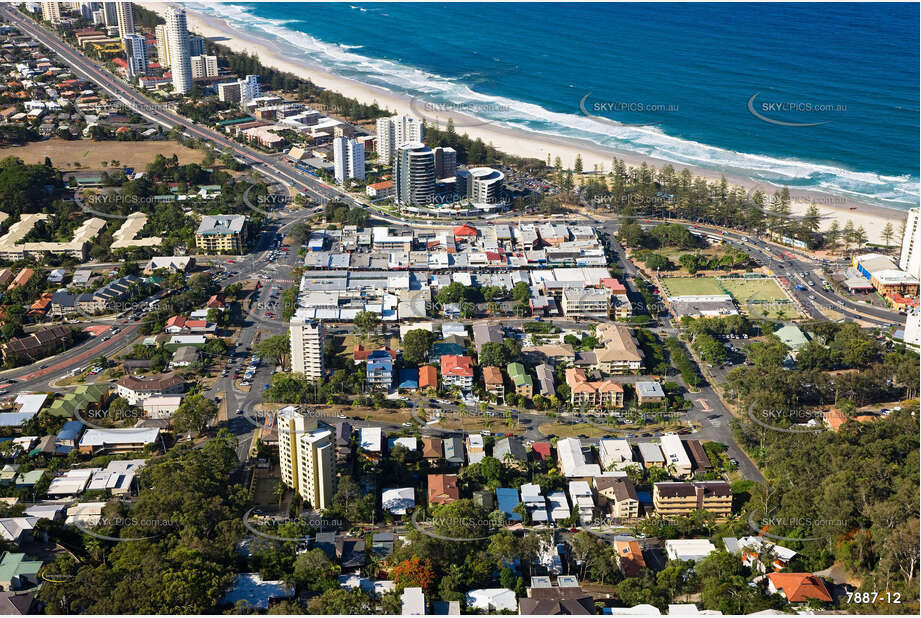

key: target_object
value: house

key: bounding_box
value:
[635,381,665,405]
[55,420,84,452]
[115,374,184,405]
[766,573,832,604]
[427,474,459,505]
[219,573,292,610]
[664,539,716,563]
[22,503,66,522]
[547,491,571,523]
[530,441,552,462]
[401,587,426,615]
[388,436,417,455]
[381,487,415,515]
[418,365,438,390]
[144,256,193,274]
[334,422,352,463]
[0,519,37,545]
[472,323,503,352]
[366,350,394,390]
[370,532,395,559]
[507,362,534,398]
[169,345,199,369]
[659,434,693,478]
[466,588,517,612]
[599,439,634,471]
[734,536,798,572]
[773,324,811,358]
[398,368,419,390]
[78,428,160,454]
[142,395,183,418]
[443,437,465,465]
[557,438,601,477]
[535,363,556,397]
[482,366,505,401]
[519,576,594,615]
[520,483,549,523]
[466,434,486,464]
[164,316,215,334]
[594,477,639,518]
[568,481,595,524]
[522,343,576,365]
[683,439,712,476]
[421,437,443,460]
[637,442,665,468]
[0,553,42,592]
[336,537,366,569]
[495,487,523,522]
[493,437,527,470]
[440,355,474,389]
[0,590,37,614]
[614,538,646,577]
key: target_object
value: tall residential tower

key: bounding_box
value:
[165,6,192,94]
[277,409,336,510]
[394,142,435,206]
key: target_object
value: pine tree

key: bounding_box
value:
[881,222,894,247]
[573,154,583,175]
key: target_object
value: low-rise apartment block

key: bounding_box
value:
[653,481,732,518]
[194,214,247,254]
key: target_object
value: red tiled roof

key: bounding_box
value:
[368,180,393,190]
[441,355,473,377]
[427,473,459,505]
[601,277,627,293]
[419,365,438,389]
[453,224,477,237]
[767,573,832,603]
[531,441,552,460]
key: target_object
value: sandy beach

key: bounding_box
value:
[141,3,908,244]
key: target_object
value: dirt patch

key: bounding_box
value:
[0,138,205,170]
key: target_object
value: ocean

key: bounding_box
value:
[189,1,920,209]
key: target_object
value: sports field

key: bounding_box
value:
[659,277,724,298]
[719,278,790,303]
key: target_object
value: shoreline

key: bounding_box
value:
[144,2,910,244]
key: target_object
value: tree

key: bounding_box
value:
[511,281,530,304]
[353,311,380,338]
[172,393,217,435]
[402,329,436,366]
[256,334,289,366]
[293,549,339,591]
[573,153,583,175]
[389,556,435,592]
[478,341,510,368]
[306,589,375,615]
[881,222,894,247]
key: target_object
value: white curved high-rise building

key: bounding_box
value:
[394,142,435,206]
[457,166,505,204]
[165,6,192,94]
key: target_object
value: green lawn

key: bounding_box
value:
[720,278,790,303]
[659,276,724,298]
